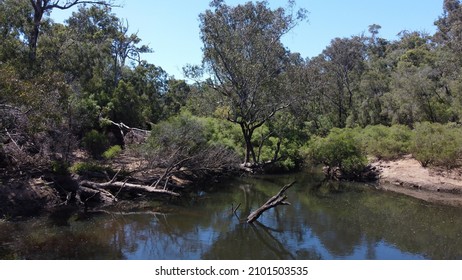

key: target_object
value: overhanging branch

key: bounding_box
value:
[44,0,115,11]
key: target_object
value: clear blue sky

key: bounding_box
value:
[52,0,444,79]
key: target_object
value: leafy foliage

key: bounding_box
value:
[103,145,122,160]
[3,0,462,175]
[82,130,109,159]
[411,122,462,168]
[197,0,307,164]
[142,113,240,177]
[304,128,367,175]
[69,161,112,175]
[360,124,412,160]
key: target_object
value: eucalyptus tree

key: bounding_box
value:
[435,0,462,57]
[381,31,452,124]
[320,36,367,127]
[60,6,160,128]
[434,0,462,121]
[111,20,152,86]
[0,0,32,62]
[197,0,307,165]
[27,0,114,61]
[288,55,334,134]
[357,25,392,126]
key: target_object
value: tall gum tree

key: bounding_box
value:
[28,0,114,61]
[198,0,307,166]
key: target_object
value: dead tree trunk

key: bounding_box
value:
[100,117,150,146]
[80,180,181,197]
[77,185,117,205]
[246,181,296,223]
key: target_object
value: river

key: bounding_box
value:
[1,169,462,259]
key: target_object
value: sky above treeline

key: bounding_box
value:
[52,0,444,79]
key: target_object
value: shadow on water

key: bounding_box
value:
[1,169,462,259]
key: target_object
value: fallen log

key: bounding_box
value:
[77,185,117,205]
[79,180,181,198]
[246,181,296,223]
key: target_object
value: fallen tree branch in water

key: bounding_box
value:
[246,181,296,223]
[231,202,241,220]
[80,209,168,217]
[77,185,117,205]
[79,180,181,198]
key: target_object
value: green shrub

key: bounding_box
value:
[50,160,69,175]
[360,124,412,160]
[201,116,244,156]
[69,162,111,175]
[411,122,462,168]
[148,113,207,153]
[82,130,109,158]
[304,128,367,175]
[143,113,240,173]
[103,145,122,160]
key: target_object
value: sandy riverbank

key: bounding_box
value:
[371,155,462,207]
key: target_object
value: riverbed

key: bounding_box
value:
[1,170,462,259]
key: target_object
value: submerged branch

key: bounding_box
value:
[246,181,296,223]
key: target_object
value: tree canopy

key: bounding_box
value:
[2,0,462,173]
[197,0,307,165]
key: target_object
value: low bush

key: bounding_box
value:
[82,130,109,159]
[143,113,240,175]
[50,160,69,175]
[411,122,462,168]
[360,124,412,160]
[201,116,244,156]
[303,123,462,172]
[304,128,367,176]
[103,145,122,160]
[69,161,111,175]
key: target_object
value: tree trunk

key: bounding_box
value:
[77,185,117,205]
[29,3,44,62]
[80,180,181,197]
[241,123,257,165]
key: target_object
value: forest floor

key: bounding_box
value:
[371,154,462,207]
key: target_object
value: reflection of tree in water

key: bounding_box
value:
[0,222,20,259]
[200,222,321,260]
[198,187,325,260]
[3,173,462,260]
[1,217,124,259]
[87,178,462,260]
[301,209,363,256]
[300,180,462,259]
[89,212,208,259]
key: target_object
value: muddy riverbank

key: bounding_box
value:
[372,155,462,207]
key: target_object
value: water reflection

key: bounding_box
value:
[1,171,462,259]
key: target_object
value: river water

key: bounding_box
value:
[1,170,462,260]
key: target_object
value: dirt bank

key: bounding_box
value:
[0,150,215,218]
[372,155,462,207]
[0,172,62,218]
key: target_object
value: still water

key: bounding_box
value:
[1,170,462,260]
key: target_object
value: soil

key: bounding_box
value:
[371,155,462,207]
[0,172,62,218]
